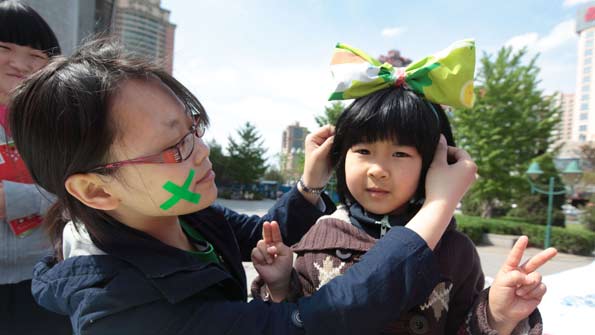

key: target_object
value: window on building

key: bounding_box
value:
[580,134,587,141]
[586,67,592,74]
[581,113,588,120]
[580,125,588,131]
[586,49,593,56]
[588,40,594,48]
[587,58,593,65]
[584,76,591,83]
[588,31,595,38]
[581,103,589,110]
[583,85,591,92]
[582,94,590,101]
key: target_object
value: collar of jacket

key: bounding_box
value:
[70,208,247,302]
[348,202,456,239]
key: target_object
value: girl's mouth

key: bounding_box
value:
[195,169,215,185]
[366,187,389,196]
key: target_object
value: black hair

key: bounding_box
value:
[8,38,208,260]
[0,1,61,56]
[330,87,455,212]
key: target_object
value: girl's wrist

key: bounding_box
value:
[297,182,322,206]
[266,281,290,302]
[486,304,515,335]
[297,175,325,206]
[300,173,327,191]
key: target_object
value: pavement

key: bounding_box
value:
[216,199,594,293]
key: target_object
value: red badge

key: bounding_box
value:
[8,215,43,237]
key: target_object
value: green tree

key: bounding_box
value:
[278,150,304,183]
[452,47,560,217]
[580,143,595,171]
[226,122,268,187]
[315,101,344,127]
[263,167,285,184]
[207,139,231,186]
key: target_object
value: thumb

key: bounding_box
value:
[431,135,447,167]
[273,242,292,257]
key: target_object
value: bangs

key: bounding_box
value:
[0,1,61,56]
[337,88,439,153]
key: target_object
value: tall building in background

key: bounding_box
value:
[554,93,577,157]
[113,0,176,74]
[22,0,115,55]
[569,4,595,147]
[281,122,309,177]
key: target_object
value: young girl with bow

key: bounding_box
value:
[251,40,557,335]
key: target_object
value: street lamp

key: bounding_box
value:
[525,160,583,248]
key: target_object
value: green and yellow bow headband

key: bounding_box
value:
[329,39,476,108]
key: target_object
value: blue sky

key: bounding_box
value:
[162,0,589,165]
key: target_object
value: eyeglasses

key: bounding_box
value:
[89,121,205,172]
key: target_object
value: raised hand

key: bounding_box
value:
[487,236,558,334]
[250,221,293,302]
[405,135,477,250]
[424,135,477,208]
[300,125,335,204]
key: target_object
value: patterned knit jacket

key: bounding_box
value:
[252,206,542,335]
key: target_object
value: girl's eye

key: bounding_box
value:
[354,148,370,155]
[0,45,9,51]
[31,53,47,60]
[393,152,410,158]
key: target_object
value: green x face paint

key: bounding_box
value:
[160,169,202,210]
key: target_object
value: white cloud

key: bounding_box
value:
[500,20,578,95]
[563,0,593,7]
[381,27,407,37]
[538,20,577,51]
[505,32,539,51]
[504,20,577,53]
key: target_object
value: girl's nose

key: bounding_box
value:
[8,54,33,75]
[367,162,389,179]
[193,137,210,165]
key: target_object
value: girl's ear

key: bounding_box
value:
[65,174,120,210]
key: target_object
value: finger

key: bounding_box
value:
[316,135,335,156]
[497,269,528,287]
[515,272,542,296]
[522,283,547,301]
[259,247,273,264]
[251,247,266,265]
[262,221,273,244]
[273,242,292,257]
[269,221,283,244]
[503,236,529,270]
[430,135,448,167]
[447,146,472,164]
[309,125,335,145]
[520,248,557,273]
[267,245,278,256]
[257,240,273,264]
